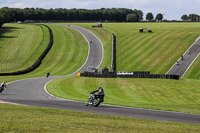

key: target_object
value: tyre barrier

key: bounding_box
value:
[0,24,53,76]
[80,71,179,80]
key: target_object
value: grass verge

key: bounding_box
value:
[0,104,199,133]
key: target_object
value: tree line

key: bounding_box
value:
[181,14,200,21]
[2,7,197,28]
[0,7,144,27]
[0,8,10,27]
[0,7,167,27]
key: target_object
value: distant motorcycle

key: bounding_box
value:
[85,87,105,107]
[85,93,104,107]
[0,86,4,93]
[0,81,6,93]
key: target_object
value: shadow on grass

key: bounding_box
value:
[0,26,23,39]
[0,35,17,38]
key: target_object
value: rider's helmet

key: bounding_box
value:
[1,81,5,88]
[97,87,102,92]
[97,87,103,93]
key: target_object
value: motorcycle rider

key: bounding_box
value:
[86,87,105,106]
[92,87,104,101]
[0,81,6,93]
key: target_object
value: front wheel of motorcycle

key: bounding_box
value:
[85,102,89,106]
[0,88,3,93]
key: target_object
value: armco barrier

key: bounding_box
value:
[0,24,53,76]
[80,72,179,80]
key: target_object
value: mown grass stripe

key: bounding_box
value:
[117,34,156,70]
[0,24,53,75]
[0,24,45,72]
[123,31,170,71]
[145,30,189,73]
[49,27,73,74]
[130,30,180,71]
[21,25,45,66]
[117,34,153,63]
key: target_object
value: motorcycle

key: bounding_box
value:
[0,86,4,93]
[85,93,104,107]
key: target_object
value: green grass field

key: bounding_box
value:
[0,24,48,73]
[184,51,200,79]
[26,24,88,77]
[0,104,199,133]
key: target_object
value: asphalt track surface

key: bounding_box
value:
[167,38,200,78]
[1,25,200,124]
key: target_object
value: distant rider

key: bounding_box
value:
[0,81,6,93]
[90,87,104,101]
[46,72,50,78]
[86,87,105,106]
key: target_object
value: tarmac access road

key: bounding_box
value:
[167,38,200,78]
[0,25,200,124]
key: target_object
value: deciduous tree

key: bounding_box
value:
[146,12,154,21]
[181,14,188,21]
[155,13,163,22]
[188,14,198,21]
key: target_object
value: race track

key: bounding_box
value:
[1,25,200,124]
[167,38,200,78]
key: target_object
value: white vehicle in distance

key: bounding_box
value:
[18,21,22,24]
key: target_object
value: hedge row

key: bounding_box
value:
[0,24,53,76]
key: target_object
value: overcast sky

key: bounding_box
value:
[1,0,200,20]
